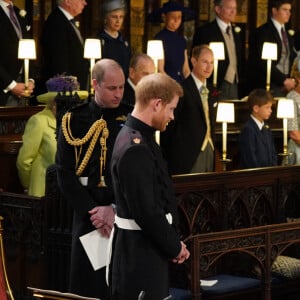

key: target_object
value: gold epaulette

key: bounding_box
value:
[61,112,109,187]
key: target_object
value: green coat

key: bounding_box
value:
[17,107,56,197]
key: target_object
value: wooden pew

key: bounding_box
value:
[184,222,300,300]
[0,106,43,193]
[2,164,300,299]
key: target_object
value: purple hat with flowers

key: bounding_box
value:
[37,74,88,104]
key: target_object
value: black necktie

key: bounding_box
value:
[226,25,231,37]
[7,5,21,36]
[281,27,288,51]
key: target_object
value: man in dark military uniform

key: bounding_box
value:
[56,59,130,299]
[110,73,190,300]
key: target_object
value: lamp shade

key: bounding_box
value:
[216,102,235,123]
[261,42,277,60]
[209,42,225,60]
[277,98,294,119]
[147,40,164,60]
[18,39,36,59]
[84,39,101,59]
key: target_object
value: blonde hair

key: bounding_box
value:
[135,73,183,107]
[290,57,300,79]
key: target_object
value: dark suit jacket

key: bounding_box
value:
[192,19,243,90]
[161,75,216,175]
[0,5,30,105]
[121,79,135,108]
[40,7,89,91]
[248,20,295,92]
[239,118,277,168]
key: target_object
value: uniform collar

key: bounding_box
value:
[126,114,156,140]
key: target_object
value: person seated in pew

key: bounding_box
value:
[238,89,277,168]
[121,53,155,108]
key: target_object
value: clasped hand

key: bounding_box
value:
[172,241,190,264]
[89,205,115,238]
[12,81,34,97]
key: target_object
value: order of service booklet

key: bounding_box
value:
[79,229,109,271]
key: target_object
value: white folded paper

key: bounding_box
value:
[79,230,109,271]
[200,279,218,286]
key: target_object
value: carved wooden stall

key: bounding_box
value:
[0,106,44,193]
[1,165,300,299]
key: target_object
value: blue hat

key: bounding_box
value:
[148,1,195,23]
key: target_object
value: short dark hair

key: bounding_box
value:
[247,89,274,111]
[269,0,292,10]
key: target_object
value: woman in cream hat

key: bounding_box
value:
[98,0,131,77]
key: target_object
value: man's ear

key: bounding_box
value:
[253,104,259,113]
[152,98,162,111]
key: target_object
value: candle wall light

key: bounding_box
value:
[18,39,36,96]
[147,40,164,74]
[147,40,164,144]
[216,102,235,170]
[261,42,277,91]
[277,98,294,164]
[84,39,102,94]
[209,42,225,88]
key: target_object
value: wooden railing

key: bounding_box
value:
[1,165,300,299]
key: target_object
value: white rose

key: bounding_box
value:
[75,21,80,28]
[234,26,241,33]
[288,29,295,36]
[19,9,27,17]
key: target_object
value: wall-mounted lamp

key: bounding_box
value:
[209,42,225,88]
[216,102,235,170]
[84,39,101,94]
[18,39,36,96]
[277,98,294,163]
[147,40,164,144]
[261,42,277,91]
[147,40,164,74]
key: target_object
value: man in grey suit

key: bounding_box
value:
[41,0,89,92]
[193,0,243,99]
[192,0,243,100]
[0,0,34,106]
[161,45,217,174]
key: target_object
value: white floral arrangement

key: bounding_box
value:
[288,29,295,36]
[19,9,27,17]
[234,26,241,33]
[75,21,80,28]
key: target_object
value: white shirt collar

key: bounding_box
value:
[251,114,264,130]
[271,17,285,35]
[191,72,206,91]
[127,78,136,90]
[0,0,13,16]
[216,16,231,33]
[58,6,73,21]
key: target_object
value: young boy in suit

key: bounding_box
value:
[239,89,277,168]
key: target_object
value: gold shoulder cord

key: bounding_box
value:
[61,112,109,187]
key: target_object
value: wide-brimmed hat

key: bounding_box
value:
[37,91,89,104]
[148,0,195,23]
[37,75,88,104]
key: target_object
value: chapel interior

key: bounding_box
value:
[2,1,300,300]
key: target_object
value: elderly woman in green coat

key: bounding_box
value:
[16,98,57,197]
